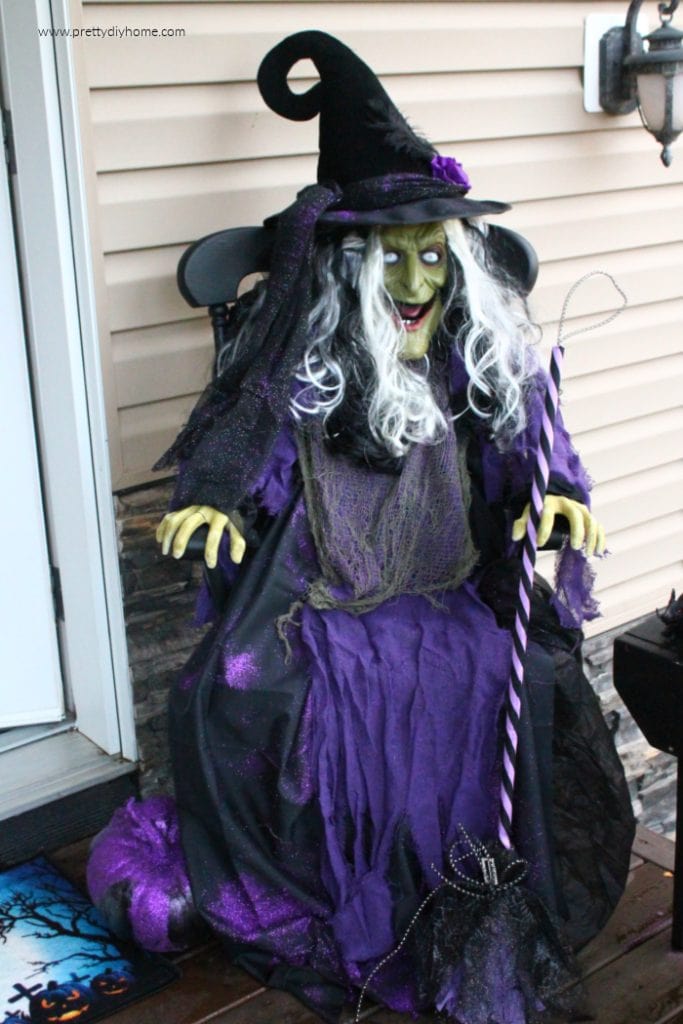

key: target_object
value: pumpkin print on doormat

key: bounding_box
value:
[0,857,177,1022]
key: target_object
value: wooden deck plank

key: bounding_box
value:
[582,928,683,1024]
[579,861,674,977]
[49,835,93,891]
[204,986,330,1023]
[94,945,262,1024]
[658,1010,683,1024]
[659,1009,683,1024]
[634,823,677,872]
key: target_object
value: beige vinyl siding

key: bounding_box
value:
[77,1,683,637]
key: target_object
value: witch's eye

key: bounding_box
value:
[420,249,442,265]
[382,251,400,266]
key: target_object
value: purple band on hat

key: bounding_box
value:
[431,154,471,192]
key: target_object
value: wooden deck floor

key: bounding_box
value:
[52,826,683,1024]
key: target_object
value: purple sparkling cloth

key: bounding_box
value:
[251,420,300,514]
[156,182,342,513]
[205,874,313,954]
[553,544,600,626]
[219,373,598,1007]
[87,796,194,953]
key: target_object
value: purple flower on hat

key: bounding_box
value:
[431,154,471,192]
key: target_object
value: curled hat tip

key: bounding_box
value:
[257,31,356,123]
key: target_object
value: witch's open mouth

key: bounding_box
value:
[392,294,437,332]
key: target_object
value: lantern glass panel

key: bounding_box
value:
[637,71,683,131]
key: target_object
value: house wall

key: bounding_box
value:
[73,1,681,824]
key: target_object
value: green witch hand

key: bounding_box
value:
[511,495,606,557]
[156,505,246,568]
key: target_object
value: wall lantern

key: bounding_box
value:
[599,0,683,164]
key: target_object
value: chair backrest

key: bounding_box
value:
[177,223,539,356]
[177,226,275,309]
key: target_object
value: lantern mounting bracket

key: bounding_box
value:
[600,23,640,114]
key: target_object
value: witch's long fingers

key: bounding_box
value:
[228,521,247,565]
[156,506,199,555]
[511,504,530,543]
[204,513,229,569]
[585,511,599,558]
[172,510,207,559]
[536,503,556,548]
[562,500,587,550]
[596,523,607,556]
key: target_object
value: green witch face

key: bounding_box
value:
[379,221,449,359]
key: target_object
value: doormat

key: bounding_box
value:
[0,856,178,1023]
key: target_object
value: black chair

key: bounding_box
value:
[178,226,276,360]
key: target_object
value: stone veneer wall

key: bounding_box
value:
[583,623,677,840]
[117,482,677,839]
[116,482,208,796]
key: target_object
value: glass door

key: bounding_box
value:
[0,146,64,728]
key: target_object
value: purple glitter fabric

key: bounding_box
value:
[221,648,259,689]
[553,543,600,627]
[203,405,575,1004]
[87,796,195,953]
[156,182,343,514]
[206,874,312,953]
[193,535,239,625]
[250,420,299,514]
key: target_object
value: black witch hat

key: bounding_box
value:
[258,30,509,225]
[157,32,513,512]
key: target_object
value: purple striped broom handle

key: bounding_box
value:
[496,271,626,850]
[497,343,564,850]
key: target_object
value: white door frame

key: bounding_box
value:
[0,0,136,759]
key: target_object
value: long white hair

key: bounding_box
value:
[443,219,540,439]
[291,231,451,456]
[219,219,540,457]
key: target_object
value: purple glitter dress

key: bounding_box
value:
[88,356,634,1023]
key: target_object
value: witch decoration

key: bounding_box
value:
[87,31,636,1024]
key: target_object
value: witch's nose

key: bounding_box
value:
[401,254,422,293]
